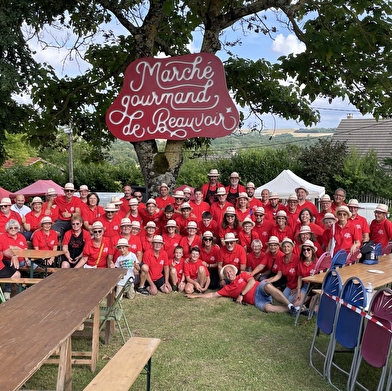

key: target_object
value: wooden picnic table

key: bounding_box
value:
[11,248,65,277]
[0,268,124,391]
[303,253,392,287]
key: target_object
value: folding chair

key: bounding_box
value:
[98,276,133,344]
[346,248,361,265]
[331,249,347,269]
[0,285,5,303]
[325,276,366,390]
[382,242,392,255]
[309,269,342,377]
[350,287,392,391]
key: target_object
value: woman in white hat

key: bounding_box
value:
[23,197,45,240]
[271,210,294,242]
[81,192,105,233]
[75,221,114,268]
[293,225,323,258]
[61,215,91,268]
[218,207,240,244]
[31,217,58,266]
[141,221,158,253]
[0,220,29,267]
[179,221,202,258]
[295,240,319,307]
[267,237,300,303]
[235,192,251,222]
[369,204,392,249]
[200,231,220,289]
[112,218,142,264]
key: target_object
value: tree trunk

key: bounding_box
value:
[132,139,184,197]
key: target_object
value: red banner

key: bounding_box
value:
[106,53,239,141]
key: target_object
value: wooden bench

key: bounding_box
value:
[84,337,161,391]
[0,277,42,285]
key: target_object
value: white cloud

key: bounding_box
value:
[272,33,305,56]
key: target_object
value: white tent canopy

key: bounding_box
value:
[255,169,325,200]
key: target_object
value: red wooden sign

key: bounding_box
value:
[106,53,239,141]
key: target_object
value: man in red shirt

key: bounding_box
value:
[186,264,297,314]
[190,188,210,222]
[348,199,370,243]
[155,183,175,210]
[295,186,318,216]
[201,169,223,205]
[264,192,287,221]
[137,235,172,295]
[217,232,246,286]
[210,187,234,225]
[252,207,273,251]
[331,188,347,212]
[47,183,83,237]
[369,204,392,248]
[120,184,133,214]
[225,172,246,206]
[245,182,262,212]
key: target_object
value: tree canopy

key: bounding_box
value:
[1,0,392,193]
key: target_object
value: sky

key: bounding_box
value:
[24,8,373,131]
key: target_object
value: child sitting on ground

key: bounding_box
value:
[114,238,139,299]
[169,245,186,292]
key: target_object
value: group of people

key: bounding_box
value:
[0,169,391,314]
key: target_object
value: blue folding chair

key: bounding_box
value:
[309,269,342,377]
[375,243,382,257]
[325,276,366,390]
[331,249,348,269]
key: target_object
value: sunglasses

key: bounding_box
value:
[8,227,18,230]
[93,230,103,234]
[0,205,9,208]
[65,190,75,193]
[226,215,235,218]
[135,196,143,198]
[302,248,312,252]
[71,223,81,226]
[106,211,115,214]
[203,238,213,241]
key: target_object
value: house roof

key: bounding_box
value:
[332,118,392,162]
[2,157,45,169]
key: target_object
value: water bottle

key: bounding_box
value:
[366,282,374,306]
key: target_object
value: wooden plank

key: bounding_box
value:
[84,337,161,391]
[0,278,42,284]
[0,268,124,391]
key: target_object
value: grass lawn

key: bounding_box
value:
[23,291,383,391]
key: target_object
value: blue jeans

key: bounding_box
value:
[254,281,273,312]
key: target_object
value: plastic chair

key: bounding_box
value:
[346,248,361,265]
[309,269,342,377]
[325,276,366,390]
[382,242,392,255]
[350,288,392,391]
[98,276,133,343]
[315,252,333,273]
[331,249,348,269]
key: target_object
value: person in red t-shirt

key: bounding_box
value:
[264,192,287,221]
[190,188,210,223]
[245,182,262,212]
[174,202,198,236]
[23,197,46,240]
[98,203,122,239]
[48,183,83,237]
[252,207,273,251]
[217,232,247,287]
[75,221,113,268]
[186,264,297,315]
[200,230,220,289]
[169,245,186,292]
[178,221,202,258]
[238,217,259,253]
[201,168,224,205]
[246,239,265,274]
[137,235,172,295]
[162,219,182,259]
[155,183,175,210]
[0,197,23,234]
[32,216,58,266]
[295,186,318,217]
[369,204,392,248]
[82,192,105,232]
[348,199,370,244]
[331,188,347,212]
[210,187,234,225]
[184,247,210,294]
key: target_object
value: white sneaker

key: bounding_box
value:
[4,292,11,301]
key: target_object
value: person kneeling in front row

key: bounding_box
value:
[186,264,298,315]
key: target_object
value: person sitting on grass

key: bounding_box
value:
[186,264,298,315]
[184,247,210,294]
[169,245,186,292]
[114,238,138,299]
[137,235,172,296]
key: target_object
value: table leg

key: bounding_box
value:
[91,304,100,372]
[57,336,72,391]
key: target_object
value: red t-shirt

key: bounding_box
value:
[25,210,46,232]
[184,259,210,280]
[81,205,105,226]
[246,251,265,270]
[210,201,234,225]
[369,218,392,248]
[252,221,273,251]
[162,233,182,259]
[142,248,169,281]
[218,272,257,305]
[178,235,202,258]
[156,196,175,210]
[0,211,23,233]
[32,229,58,250]
[217,244,247,269]
[189,200,210,223]
[200,245,220,265]
[272,253,300,289]
[53,196,83,221]
[324,220,361,253]
[97,214,122,239]
[82,237,113,268]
